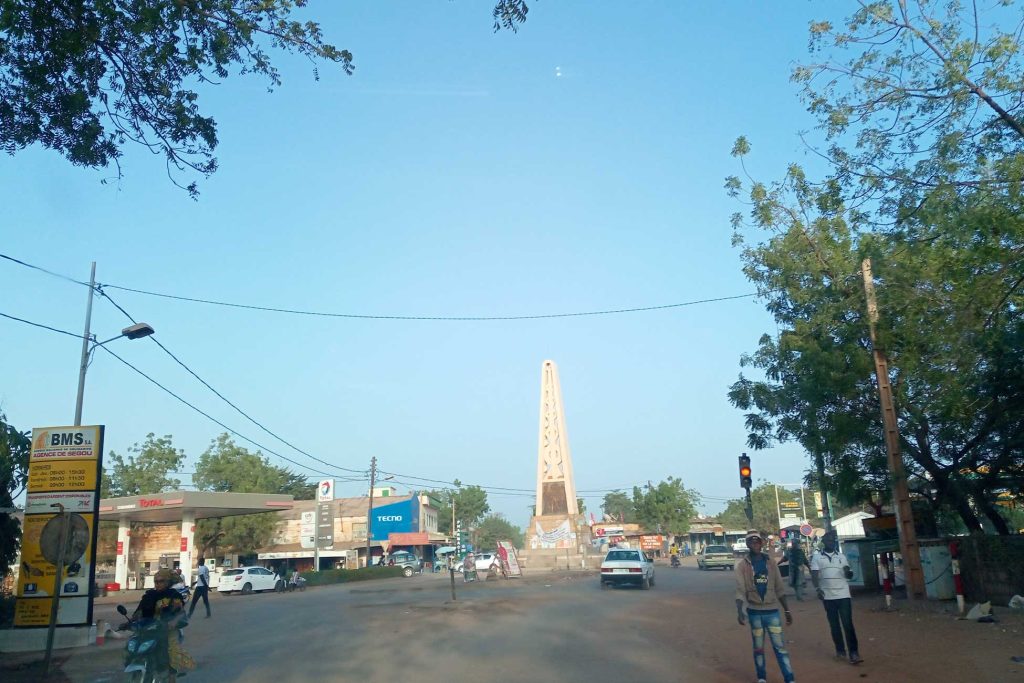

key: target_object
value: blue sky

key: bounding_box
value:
[1,1,848,525]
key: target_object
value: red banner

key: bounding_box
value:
[117,541,124,555]
[180,536,188,552]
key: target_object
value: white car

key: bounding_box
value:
[732,540,748,553]
[473,553,500,572]
[599,548,655,589]
[217,566,283,595]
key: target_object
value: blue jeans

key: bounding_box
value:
[747,608,795,683]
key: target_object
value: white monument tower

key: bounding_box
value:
[525,360,587,561]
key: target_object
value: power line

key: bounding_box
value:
[95,344,354,481]
[97,288,367,475]
[99,285,759,321]
[0,311,84,340]
[0,251,757,322]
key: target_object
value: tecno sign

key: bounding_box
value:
[377,515,403,522]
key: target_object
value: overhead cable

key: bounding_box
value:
[96,288,367,475]
[0,250,757,322]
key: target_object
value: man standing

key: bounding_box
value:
[188,557,211,619]
[735,530,796,683]
[787,538,809,600]
[810,531,862,664]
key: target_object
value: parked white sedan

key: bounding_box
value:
[217,566,282,595]
[599,548,655,589]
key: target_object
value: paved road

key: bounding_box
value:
[10,560,738,683]
[10,557,1022,682]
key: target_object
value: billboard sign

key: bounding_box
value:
[370,498,418,540]
[317,479,335,502]
[15,426,104,628]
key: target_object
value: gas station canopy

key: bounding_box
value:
[99,490,293,523]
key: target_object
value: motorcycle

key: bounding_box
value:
[171,581,190,604]
[116,604,176,683]
[670,555,681,568]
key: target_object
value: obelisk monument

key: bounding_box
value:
[526,360,586,556]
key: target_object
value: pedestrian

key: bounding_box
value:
[787,538,809,600]
[188,557,211,619]
[810,531,862,665]
[735,529,796,683]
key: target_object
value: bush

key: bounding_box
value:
[301,566,405,586]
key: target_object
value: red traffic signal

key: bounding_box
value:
[739,454,752,489]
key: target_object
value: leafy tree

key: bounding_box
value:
[600,490,633,523]
[0,1,529,197]
[429,480,490,535]
[0,414,30,578]
[793,0,1024,220]
[631,478,700,535]
[101,433,186,497]
[576,497,585,514]
[193,433,312,553]
[474,514,523,550]
[726,139,1024,534]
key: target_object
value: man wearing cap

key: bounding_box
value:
[735,530,796,683]
[810,531,862,665]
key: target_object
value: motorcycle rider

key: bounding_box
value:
[133,568,193,682]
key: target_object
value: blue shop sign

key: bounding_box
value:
[370,498,419,540]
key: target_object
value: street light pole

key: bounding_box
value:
[74,262,97,426]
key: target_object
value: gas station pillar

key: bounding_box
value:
[180,511,196,586]
[115,517,131,588]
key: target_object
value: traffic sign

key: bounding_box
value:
[799,523,813,536]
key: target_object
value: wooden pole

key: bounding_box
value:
[861,258,926,600]
[365,456,376,567]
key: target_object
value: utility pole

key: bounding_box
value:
[365,456,376,567]
[74,262,97,426]
[861,258,925,600]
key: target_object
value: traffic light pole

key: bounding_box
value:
[744,488,753,526]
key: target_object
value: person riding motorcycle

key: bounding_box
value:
[132,568,194,682]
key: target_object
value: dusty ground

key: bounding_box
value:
[648,563,1024,682]
[3,562,1023,682]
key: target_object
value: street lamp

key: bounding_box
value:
[73,262,155,426]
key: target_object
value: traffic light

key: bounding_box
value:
[739,453,752,490]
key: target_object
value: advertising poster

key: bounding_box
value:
[14,425,104,629]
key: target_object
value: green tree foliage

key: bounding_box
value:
[474,514,523,550]
[0,1,529,197]
[0,414,30,577]
[793,0,1024,216]
[429,480,491,535]
[631,478,700,535]
[600,490,633,523]
[101,433,186,497]
[724,0,1024,535]
[193,433,312,553]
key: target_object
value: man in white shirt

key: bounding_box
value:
[810,531,861,664]
[188,557,212,618]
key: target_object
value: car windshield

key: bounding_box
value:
[222,569,244,576]
[706,546,730,553]
[605,551,640,561]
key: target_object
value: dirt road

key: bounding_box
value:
[4,561,1023,682]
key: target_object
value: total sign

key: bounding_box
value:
[317,479,334,502]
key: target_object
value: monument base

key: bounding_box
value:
[519,514,597,569]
